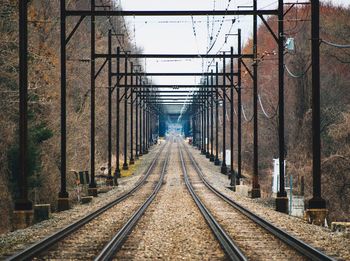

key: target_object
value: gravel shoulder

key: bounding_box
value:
[0,143,163,258]
[114,140,227,261]
[185,141,350,261]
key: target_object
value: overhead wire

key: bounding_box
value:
[321,40,350,49]
[284,63,311,78]
[258,93,278,119]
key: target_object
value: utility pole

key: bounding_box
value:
[230,46,235,189]
[88,0,98,197]
[251,0,261,198]
[237,29,242,185]
[57,0,69,211]
[276,0,288,213]
[114,47,121,183]
[307,0,327,225]
[123,55,129,170]
[221,53,228,174]
[214,62,220,166]
[129,63,135,165]
[15,0,33,226]
[210,70,215,162]
[107,30,113,186]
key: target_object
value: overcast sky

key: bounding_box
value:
[115,0,349,88]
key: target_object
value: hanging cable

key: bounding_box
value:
[258,93,277,119]
[242,104,254,122]
[206,0,233,54]
[284,63,311,78]
[321,39,350,49]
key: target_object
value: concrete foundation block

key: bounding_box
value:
[331,222,350,237]
[13,210,34,230]
[88,188,98,197]
[34,204,51,223]
[81,196,93,204]
[57,197,70,212]
[98,187,111,194]
[236,185,250,197]
[305,208,328,226]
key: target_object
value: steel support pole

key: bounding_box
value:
[308,0,326,210]
[276,0,288,213]
[237,29,242,185]
[16,0,32,212]
[88,0,97,197]
[135,75,139,159]
[214,62,220,165]
[106,30,113,186]
[57,0,69,211]
[251,0,261,198]
[123,56,129,170]
[206,77,210,158]
[143,103,146,154]
[192,113,196,146]
[129,63,135,165]
[221,53,228,174]
[230,47,236,188]
[210,70,215,161]
[146,106,149,152]
[139,88,143,156]
[201,93,205,154]
[114,47,121,182]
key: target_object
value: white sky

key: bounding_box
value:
[115,0,349,102]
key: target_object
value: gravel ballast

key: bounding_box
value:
[0,143,163,258]
[185,141,350,261]
[114,140,226,260]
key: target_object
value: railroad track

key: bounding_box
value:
[94,140,171,260]
[7,140,170,261]
[179,141,246,261]
[179,138,335,261]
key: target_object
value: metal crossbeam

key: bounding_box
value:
[95,53,254,59]
[113,72,238,76]
[65,9,278,17]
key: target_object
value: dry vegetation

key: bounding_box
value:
[235,4,350,221]
[0,0,140,233]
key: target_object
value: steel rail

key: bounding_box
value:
[178,140,247,261]
[7,142,168,261]
[181,141,336,261]
[95,140,172,260]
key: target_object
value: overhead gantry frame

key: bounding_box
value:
[16,0,326,226]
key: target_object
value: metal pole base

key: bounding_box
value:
[13,210,34,230]
[305,208,328,226]
[57,197,70,212]
[214,158,221,165]
[14,199,33,211]
[114,168,121,178]
[276,196,288,214]
[308,197,326,209]
[106,177,114,186]
[129,158,135,165]
[205,152,210,158]
[201,150,206,155]
[88,187,98,197]
[122,163,129,170]
[221,164,227,174]
[250,188,261,198]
